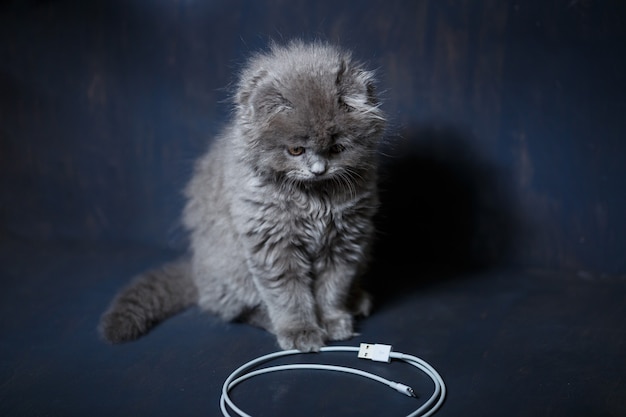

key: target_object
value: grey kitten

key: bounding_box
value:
[99,40,386,352]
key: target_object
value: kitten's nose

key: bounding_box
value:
[310,160,327,176]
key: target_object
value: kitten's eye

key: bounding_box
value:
[330,144,345,154]
[287,146,305,156]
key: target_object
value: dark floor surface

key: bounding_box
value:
[1,237,624,417]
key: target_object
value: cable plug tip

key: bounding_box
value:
[395,383,417,398]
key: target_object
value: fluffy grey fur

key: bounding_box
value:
[99,40,386,352]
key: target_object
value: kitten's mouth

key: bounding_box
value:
[301,172,333,184]
[286,170,329,183]
[288,174,331,190]
[281,170,345,190]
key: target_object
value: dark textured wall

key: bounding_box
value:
[1,0,625,274]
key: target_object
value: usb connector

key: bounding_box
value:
[358,343,392,363]
[357,343,418,399]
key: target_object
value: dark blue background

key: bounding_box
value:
[2,0,625,274]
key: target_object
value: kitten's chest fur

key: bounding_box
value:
[231,165,375,261]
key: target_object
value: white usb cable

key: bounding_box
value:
[220,343,446,417]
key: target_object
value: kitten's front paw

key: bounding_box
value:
[276,326,326,352]
[323,313,355,342]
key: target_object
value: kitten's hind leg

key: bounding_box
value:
[348,286,373,317]
[236,305,275,333]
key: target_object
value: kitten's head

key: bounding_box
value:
[233,40,386,191]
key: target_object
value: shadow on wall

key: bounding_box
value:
[365,125,520,303]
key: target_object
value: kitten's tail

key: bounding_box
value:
[99,258,198,343]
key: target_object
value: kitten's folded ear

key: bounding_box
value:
[337,63,384,122]
[359,70,380,107]
[337,69,385,122]
[236,69,292,123]
[235,69,266,109]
